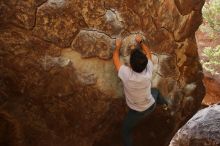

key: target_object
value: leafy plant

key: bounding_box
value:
[200,0,220,38]
[201,45,220,75]
[200,0,220,75]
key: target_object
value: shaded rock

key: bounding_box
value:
[174,0,205,15]
[0,112,23,146]
[174,11,203,41]
[170,104,220,146]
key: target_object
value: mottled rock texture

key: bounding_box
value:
[169,104,220,146]
[0,0,205,146]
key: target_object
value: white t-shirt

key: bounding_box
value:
[118,60,155,112]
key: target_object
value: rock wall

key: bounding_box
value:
[0,0,205,146]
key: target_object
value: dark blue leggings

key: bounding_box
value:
[122,88,167,146]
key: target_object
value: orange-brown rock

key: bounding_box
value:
[203,77,220,105]
[0,0,205,146]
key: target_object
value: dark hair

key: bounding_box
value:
[130,48,148,73]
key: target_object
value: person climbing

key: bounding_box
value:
[113,35,168,146]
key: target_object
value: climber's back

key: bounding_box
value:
[118,48,155,112]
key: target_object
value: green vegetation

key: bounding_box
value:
[200,0,220,75]
[201,45,220,75]
[200,0,220,38]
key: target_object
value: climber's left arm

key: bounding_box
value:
[113,38,122,72]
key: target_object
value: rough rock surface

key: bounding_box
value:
[169,104,220,146]
[0,0,205,146]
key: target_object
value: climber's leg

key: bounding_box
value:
[122,109,144,146]
[151,88,168,105]
[122,104,155,146]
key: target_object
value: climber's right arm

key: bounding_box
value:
[135,35,152,61]
[140,42,152,61]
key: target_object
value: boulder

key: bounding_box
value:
[169,104,220,146]
[0,0,205,146]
